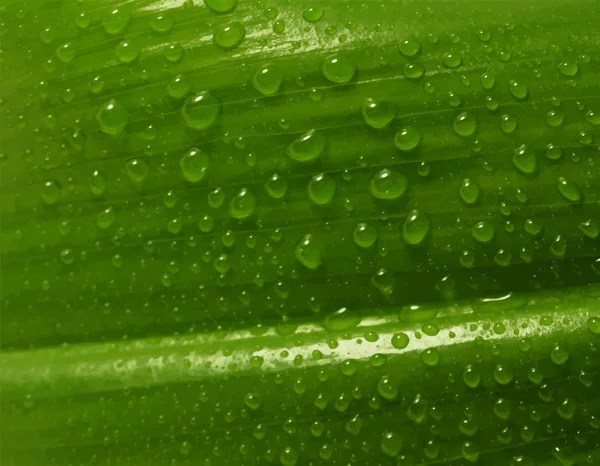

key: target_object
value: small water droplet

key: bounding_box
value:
[96,99,129,135]
[229,188,256,219]
[370,168,407,200]
[321,54,357,83]
[181,92,220,130]
[180,147,209,183]
[286,129,326,162]
[213,22,245,49]
[362,97,396,129]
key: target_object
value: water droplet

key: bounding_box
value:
[286,129,326,162]
[585,109,600,126]
[494,364,513,385]
[353,222,378,248]
[509,80,528,99]
[460,178,479,204]
[180,147,209,183]
[390,332,409,350]
[126,158,148,183]
[362,98,396,129]
[76,11,91,29]
[546,109,564,127]
[372,268,395,297]
[168,74,190,99]
[89,75,104,94]
[96,99,129,135]
[302,7,324,22]
[164,43,183,62]
[295,234,320,269]
[557,177,582,202]
[471,221,495,244]
[308,173,336,205]
[381,432,403,457]
[512,144,537,174]
[97,206,116,229]
[56,42,75,63]
[463,365,481,388]
[116,40,140,63]
[89,170,106,196]
[421,348,440,366]
[398,37,420,57]
[443,53,462,68]
[551,343,569,365]
[251,64,283,95]
[485,95,499,111]
[378,375,398,400]
[403,210,431,246]
[213,23,245,49]
[229,188,256,219]
[181,92,220,130]
[102,7,132,35]
[41,180,60,205]
[394,126,421,151]
[244,392,261,410]
[500,114,518,133]
[558,61,579,77]
[150,13,174,32]
[578,130,594,145]
[480,70,495,90]
[205,0,238,13]
[453,112,477,136]
[588,317,600,334]
[545,143,562,160]
[265,174,287,199]
[280,447,298,466]
[579,219,599,239]
[370,168,407,200]
[321,54,356,83]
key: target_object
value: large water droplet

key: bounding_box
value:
[213,22,245,49]
[321,54,356,83]
[308,173,336,205]
[265,173,287,199]
[102,7,131,35]
[557,177,582,202]
[403,210,431,245]
[251,64,284,95]
[512,145,537,174]
[471,221,495,244]
[370,169,407,200]
[398,37,420,57]
[453,112,477,136]
[362,98,396,129]
[353,222,378,248]
[180,147,209,183]
[181,92,220,130]
[96,99,129,135]
[394,126,421,151]
[509,80,528,99]
[295,234,321,270]
[205,0,238,13]
[229,188,256,219]
[286,129,326,162]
